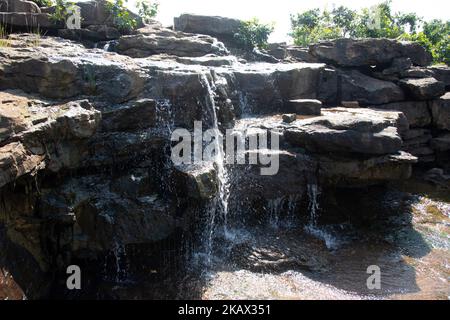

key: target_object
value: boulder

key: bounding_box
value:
[174,14,241,40]
[373,101,431,128]
[0,0,40,13]
[399,77,446,100]
[309,38,432,67]
[116,26,229,58]
[285,107,406,155]
[340,70,405,105]
[288,99,322,115]
[430,92,450,130]
[429,65,450,89]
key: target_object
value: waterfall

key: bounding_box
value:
[199,73,231,263]
[267,194,301,229]
[307,184,320,226]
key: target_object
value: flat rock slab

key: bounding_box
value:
[285,107,406,155]
[399,77,446,100]
[310,38,432,67]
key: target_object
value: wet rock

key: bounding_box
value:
[0,0,40,13]
[399,77,446,100]
[171,163,218,200]
[229,62,325,114]
[310,38,432,67]
[430,92,450,130]
[0,12,56,29]
[288,99,322,116]
[423,168,450,188]
[431,133,450,152]
[317,151,416,184]
[176,55,237,67]
[285,108,406,155]
[373,101,431,128]
[39,173,178,256]
[58,25,121,42]
[100,99,156,132]
[340,70,405,105]
[282,114,296,123]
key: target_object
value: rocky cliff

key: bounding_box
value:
[0,7,449,298]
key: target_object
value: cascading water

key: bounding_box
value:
[307,184,320,226]
[199,73,231,264]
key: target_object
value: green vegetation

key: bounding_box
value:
[136,0,159,24]
[105,0,137,32]
[0,24,10,48]
[105,0,159,32]
[290,1,450,65]
[49,0,76,23]
[234,18,275,50]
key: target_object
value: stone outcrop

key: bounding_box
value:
[309,38,432,67]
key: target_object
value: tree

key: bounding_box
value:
[290,1,450,65]
[331,6,356,37]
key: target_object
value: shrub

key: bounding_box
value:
[234,18,274,50]
[105,0,137,33]
[49,0,75,23]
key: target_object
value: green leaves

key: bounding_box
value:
[105,0,137,33]
[234,18,275,50]
[136,0,159,24]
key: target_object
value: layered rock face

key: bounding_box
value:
[0,12,449,298]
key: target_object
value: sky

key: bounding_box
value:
[126,0,450,43]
